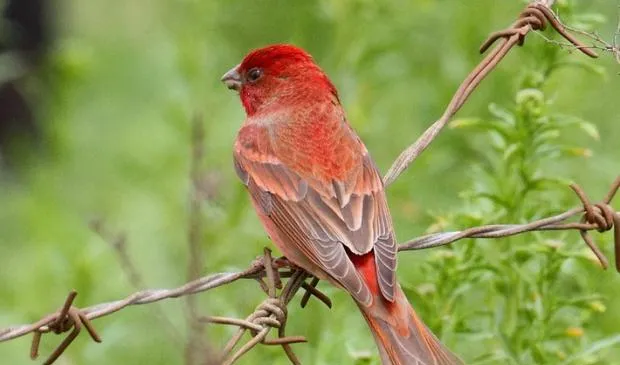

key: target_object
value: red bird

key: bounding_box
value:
[222,44,463,365]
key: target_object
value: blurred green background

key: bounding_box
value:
[1,0,619,364]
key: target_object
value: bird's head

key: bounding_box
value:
[221,44,337,116]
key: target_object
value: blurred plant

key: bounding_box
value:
[409,3,619,365]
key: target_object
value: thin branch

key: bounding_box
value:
[185,114,213,365]
[90,220,183,341]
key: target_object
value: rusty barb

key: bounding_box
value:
[3,178,616,365]
[569,178,620,271]
[400,176,620,272]
[28,291,101,365]
[201,249,331,365]
[11,174,617,365]
[479,3,598,57]
[1,249,330,365]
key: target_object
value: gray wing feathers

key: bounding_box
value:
[235,151,396,305]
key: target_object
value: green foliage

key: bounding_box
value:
[1,1,619,365]
[411,3,618,364]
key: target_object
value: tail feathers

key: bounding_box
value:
[356,285,464,365]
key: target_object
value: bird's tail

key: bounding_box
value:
[355,284,464,365]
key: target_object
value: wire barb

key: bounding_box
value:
[2,178,616,365]
[383,2,598,187]
[399,177,620,273]
[480,4,598,58]
[199,250,326,365]
[300,277,332,309]
[28,291,102,365]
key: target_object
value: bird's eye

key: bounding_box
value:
[247,68,263,83]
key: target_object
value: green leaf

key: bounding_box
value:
[488,103,516,125]
[528,177,573,190]
[516,88,545,106]
[450,118,513,140]
[533,129,561,145]
[502,143,521,162]
[559,146,593,158]
[450,118,484,129]
[577,121,600,140]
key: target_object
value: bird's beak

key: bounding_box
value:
[221,64,242,91]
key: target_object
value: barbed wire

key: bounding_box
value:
[382,0,597,186]
[532,4,620,64]
[400,178,620,268]
[1,176,616,365]
[1,1,616,365]
[201,249,318,365]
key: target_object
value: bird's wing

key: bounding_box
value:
[234,122,396,303]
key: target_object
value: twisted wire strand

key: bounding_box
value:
[382,0,597,186]
[0,1,613,364]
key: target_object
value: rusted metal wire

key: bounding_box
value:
[1,178,616,364]
[27,291,102,365]
[383,0,598,187]
[201,249,315,365]
[532,8,620,63]
[400,177,620,270]
[0,251,325,365]
[0,1,614,365]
